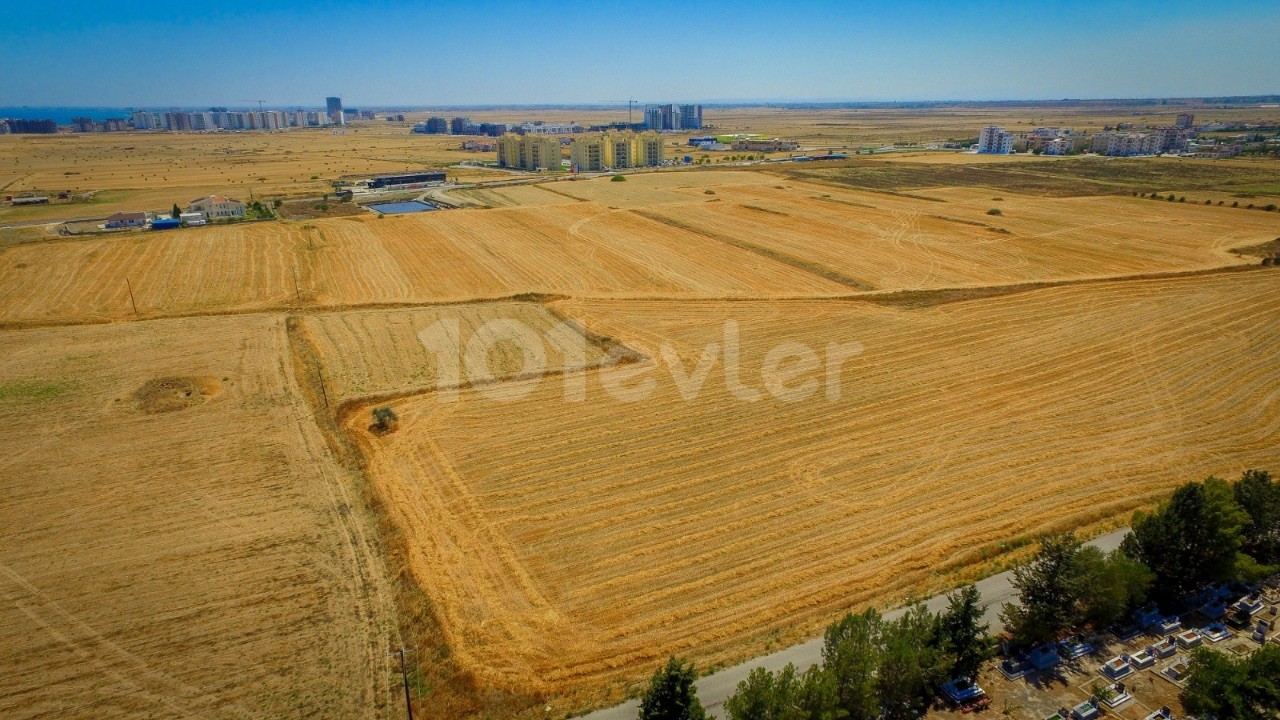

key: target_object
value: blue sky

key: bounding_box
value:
[2,0,1277,107]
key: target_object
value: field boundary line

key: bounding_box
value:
[631,208,878,291]
[0,263,1272,332]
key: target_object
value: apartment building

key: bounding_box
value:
[636,132,664,166]
[516,121,583,135]
[570,135,610,172]
[497,134,561,170]
[326,97,344,125]
[1091,132,1162,156]
[569,132,665,171]
[977,126,1014,154]
[643,103,701,131]
[679,104,703,130]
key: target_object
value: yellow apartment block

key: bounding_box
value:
[496,133,562,170]
[569,131,666,171]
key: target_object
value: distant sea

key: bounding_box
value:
[0,107,140,124]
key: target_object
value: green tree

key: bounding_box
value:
[792,665,842,720]
[1000,533,1084,646]
[171,203,181,219]
[639,657,706,720]
[822,610,881,720]
[1235,469,1280,564]
[1182,645,1280,720]
[878,605,947,720]
[1122,476,1252,596]
[725,664,810,720]
[935,584,996,678]
[371,406,397,432]
[1072,547,1153,629]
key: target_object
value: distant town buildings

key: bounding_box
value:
[1023,128,1080,155]
[1091,125,1187,156]
[326,97,345,126]
[0,118,58,134]
[516,121,583,135]
[1091,132,1162,156]
[127,108,330,132]
[1176,112,1195,129]
[413,117,509,136]
[569,132,666,171]
[643,104,703,131]
[977,126,1014,154]
[497,134,562,170]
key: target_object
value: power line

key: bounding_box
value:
[390,646,415,720]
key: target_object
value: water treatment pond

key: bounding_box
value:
[366,200,436,215]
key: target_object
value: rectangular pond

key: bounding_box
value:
[366,200,436,215]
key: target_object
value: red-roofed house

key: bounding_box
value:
[188,195,246,221]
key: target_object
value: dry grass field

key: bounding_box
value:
[345,270,1280,709]
[6,170,1275,326]
[0,126,482,223]
[300,301,616,403]
[0,314,396,718]
[2,109,1279,719]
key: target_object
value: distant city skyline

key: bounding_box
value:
[2,0,1277,107]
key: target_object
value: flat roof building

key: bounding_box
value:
[977,126,1014,154]
[326,97,344,126]
[497,134,561,170]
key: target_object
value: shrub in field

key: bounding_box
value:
[986,208,1002,216]
[371,406,398,433]
[611,174,626,182]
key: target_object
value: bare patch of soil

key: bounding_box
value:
[134,375,221,413]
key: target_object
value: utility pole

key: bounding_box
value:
[125,277,138,315]
[258,99,265,112]
[391,646,415,720]
[628,99,637,127]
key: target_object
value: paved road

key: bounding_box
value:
[580,528,1130,720]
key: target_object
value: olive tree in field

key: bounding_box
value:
[371,407,397,432]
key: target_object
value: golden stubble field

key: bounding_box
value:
[0,126,492,222]
[3,170,1277,327]
[0,314,397,718]
[343,271,1280,708]
[2,129,1280,719]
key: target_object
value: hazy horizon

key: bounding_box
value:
[2,0,1278,107]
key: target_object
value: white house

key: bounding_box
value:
[188,195,246,221]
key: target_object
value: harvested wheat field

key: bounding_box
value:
[0,204,852,325]
[0,314,396,719]
[640,182,1278,290]
[300,301,620,403]
[344,269,1280,710]
[0,127,477,223]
